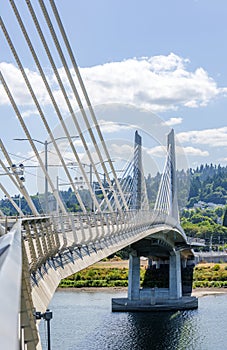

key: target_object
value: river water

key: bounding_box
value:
[39,290,227,350]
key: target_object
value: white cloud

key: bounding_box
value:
[21,109,40,119]
[81,53,225,111]
[165,117,183,126]
[0,62,48,106]
[146,144,209,160]
[146,145,167,158]
[110,143,134,157]
[99,120,137,133]
[1,53,226,114]
[177,127,227,147]
[179,146,209,157]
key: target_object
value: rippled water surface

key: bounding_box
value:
[39,290,227,350]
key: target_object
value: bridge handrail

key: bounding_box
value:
[0,221,22,350]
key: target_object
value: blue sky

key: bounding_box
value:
[1,0,227,195]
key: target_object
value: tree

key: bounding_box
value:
[223,209,227,227]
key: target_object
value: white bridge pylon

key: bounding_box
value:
[154,129,179,221]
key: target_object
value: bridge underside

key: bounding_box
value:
[31,224,184,313]
[112,235,198,312]
[29,225,197,328]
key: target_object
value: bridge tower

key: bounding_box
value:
[132,131,142,210]
[168,129,179,222]
[112,130,198,311]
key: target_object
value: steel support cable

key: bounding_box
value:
[0,70,67,216]
[0,151,38,215]
[122,177,134,208]
[168,144,175,217]
[7,3,89,214]
[43,0,129,212]
[164,153,172,214]
[167,159,172,214]
[120,159,134,190]
[24,0,112,213]
[164,156,172,214]
[160,165,171,214]
[154,148,169,212]
[135,158,149,211]
[142,172,150,211]
[121,172,134,209]
[133,144,140,210]
[108,156,136,210]
[38,0,122,213]
[159,152,171,212]
[155,171,166,212]
[0,139,38,215]
[104,159,134,210]
[0,182,24,216]
[140,172,149,211]
[142,180,149,210]
[162,179,170,213]
[160,167,169,211]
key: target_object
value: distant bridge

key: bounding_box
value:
[194,251,227,264]
[0,1,200,349]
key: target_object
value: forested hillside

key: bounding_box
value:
[1,163,227,212]
[145,163,227,209]
[145,164,227,248]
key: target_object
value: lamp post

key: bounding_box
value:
[14,136,79,213]
[35,309,53,350]
[0,165,25,215]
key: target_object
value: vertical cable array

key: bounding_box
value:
[154,145,172,215]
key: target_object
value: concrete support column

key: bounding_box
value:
[156,260,160,269]
[182,257,187,268]
[128,252,140,300]
[169,251,182,299]
[148,257,153,269]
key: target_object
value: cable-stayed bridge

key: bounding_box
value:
[0,1,201,349]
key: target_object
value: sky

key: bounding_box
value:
[0,0,227,195]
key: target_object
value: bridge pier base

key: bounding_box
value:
[112,249,198,312]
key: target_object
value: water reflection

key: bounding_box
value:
[39,291,227,350]
[88,310,200,350]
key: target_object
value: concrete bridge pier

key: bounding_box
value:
[128,251,140,301]
[127,250,183,301]
[112,245,198,312]
[169,251,182,299]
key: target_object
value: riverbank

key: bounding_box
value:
[57,286,227,298]
[192,287,227,297]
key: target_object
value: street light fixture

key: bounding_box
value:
[14,136,79,213]
[0,163,25,182]
[35,309,53,350]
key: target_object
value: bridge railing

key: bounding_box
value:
[20,210,187,261]
[0,210,188,289]
[0,221,22,350]
[47,209,186,249]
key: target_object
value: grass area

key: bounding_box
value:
[59,261,227,289]
[193,263,227,288]
[59,266,130,288]
[59,259,147,288]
